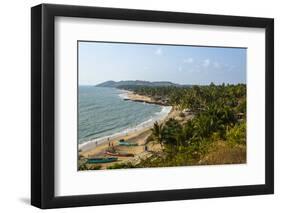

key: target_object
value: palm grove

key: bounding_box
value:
[109,83,246,169]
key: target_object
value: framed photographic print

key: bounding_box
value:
[31,4,274,209]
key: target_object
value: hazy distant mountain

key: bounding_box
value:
[96,80,181,88]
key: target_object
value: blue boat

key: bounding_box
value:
[118,140,138,146]
[86,157,118,164]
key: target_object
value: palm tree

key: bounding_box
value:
[173,128,189,151]
[149,121,165,150]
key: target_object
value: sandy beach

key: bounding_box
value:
[79,91,181,170]
[125,91,153,102]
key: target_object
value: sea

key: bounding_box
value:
[78,86,172,149]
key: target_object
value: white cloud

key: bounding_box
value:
[155,48,163,56]
[203,59,210,67]
[183,57,194,64]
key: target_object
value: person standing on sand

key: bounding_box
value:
[107,138,110,147]
[144,145,148,152]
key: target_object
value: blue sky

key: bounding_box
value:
[78,41,246,85]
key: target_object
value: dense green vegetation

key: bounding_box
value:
[119,83,245,111]
[112,83,247,168]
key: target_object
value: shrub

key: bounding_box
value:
[226,121,246,146]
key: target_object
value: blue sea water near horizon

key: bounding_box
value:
[79,86,167,145]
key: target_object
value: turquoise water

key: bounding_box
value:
[79,86,166,144]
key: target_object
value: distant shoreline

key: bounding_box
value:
[122,90,168,106]
[119,89,171,106]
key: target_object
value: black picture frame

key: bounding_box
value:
[31,3,274,209]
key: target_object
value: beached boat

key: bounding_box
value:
[118,140,138,146]
[105,151,134,157]
[86,157,118,164]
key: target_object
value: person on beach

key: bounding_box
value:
[95,141,97,147]
[144,145,148,152]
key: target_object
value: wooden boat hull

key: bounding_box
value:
[86,157,118,164]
